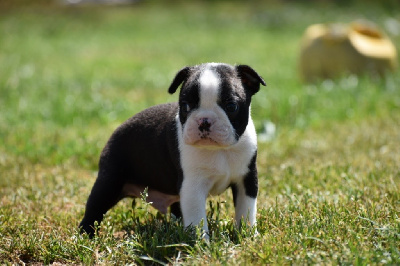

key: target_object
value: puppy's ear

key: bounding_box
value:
[236,65,266,95]
[168,67,191,94]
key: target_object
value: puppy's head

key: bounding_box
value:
[169,63,266,148]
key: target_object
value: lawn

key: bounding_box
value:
[0,0,399,264]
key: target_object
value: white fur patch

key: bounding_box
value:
[199,68,220,109]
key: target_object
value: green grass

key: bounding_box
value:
[1,0,399,264]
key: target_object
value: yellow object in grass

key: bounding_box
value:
[299,20,397,82]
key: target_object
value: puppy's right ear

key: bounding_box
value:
[168,67,191,94]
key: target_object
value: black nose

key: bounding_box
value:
[198,118,211,132]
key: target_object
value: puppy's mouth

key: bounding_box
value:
[188,136,233,148]
[193,138,219,146]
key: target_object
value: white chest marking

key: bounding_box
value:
[177,115,257,195]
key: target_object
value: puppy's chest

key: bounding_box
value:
[185,148,252,195]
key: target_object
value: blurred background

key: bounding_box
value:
[0,0,399,168]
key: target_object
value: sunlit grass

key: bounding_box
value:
[1,0,399,264]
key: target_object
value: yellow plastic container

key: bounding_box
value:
[299,21,398,82]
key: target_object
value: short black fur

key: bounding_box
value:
[79,103,183,237]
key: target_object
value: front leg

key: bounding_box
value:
[232,154,258,228]
[232,183,257,227]
[180,177,210,237]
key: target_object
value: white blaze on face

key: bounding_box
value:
[199,68,220,109]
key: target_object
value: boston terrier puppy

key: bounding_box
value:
[79,63,266,238]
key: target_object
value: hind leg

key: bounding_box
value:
[79,168,125,238]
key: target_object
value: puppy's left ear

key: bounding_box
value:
[236,65,266,95]
[168,66,191,94]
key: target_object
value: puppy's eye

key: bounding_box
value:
[225,102,239,113]
[181,102,191,113]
